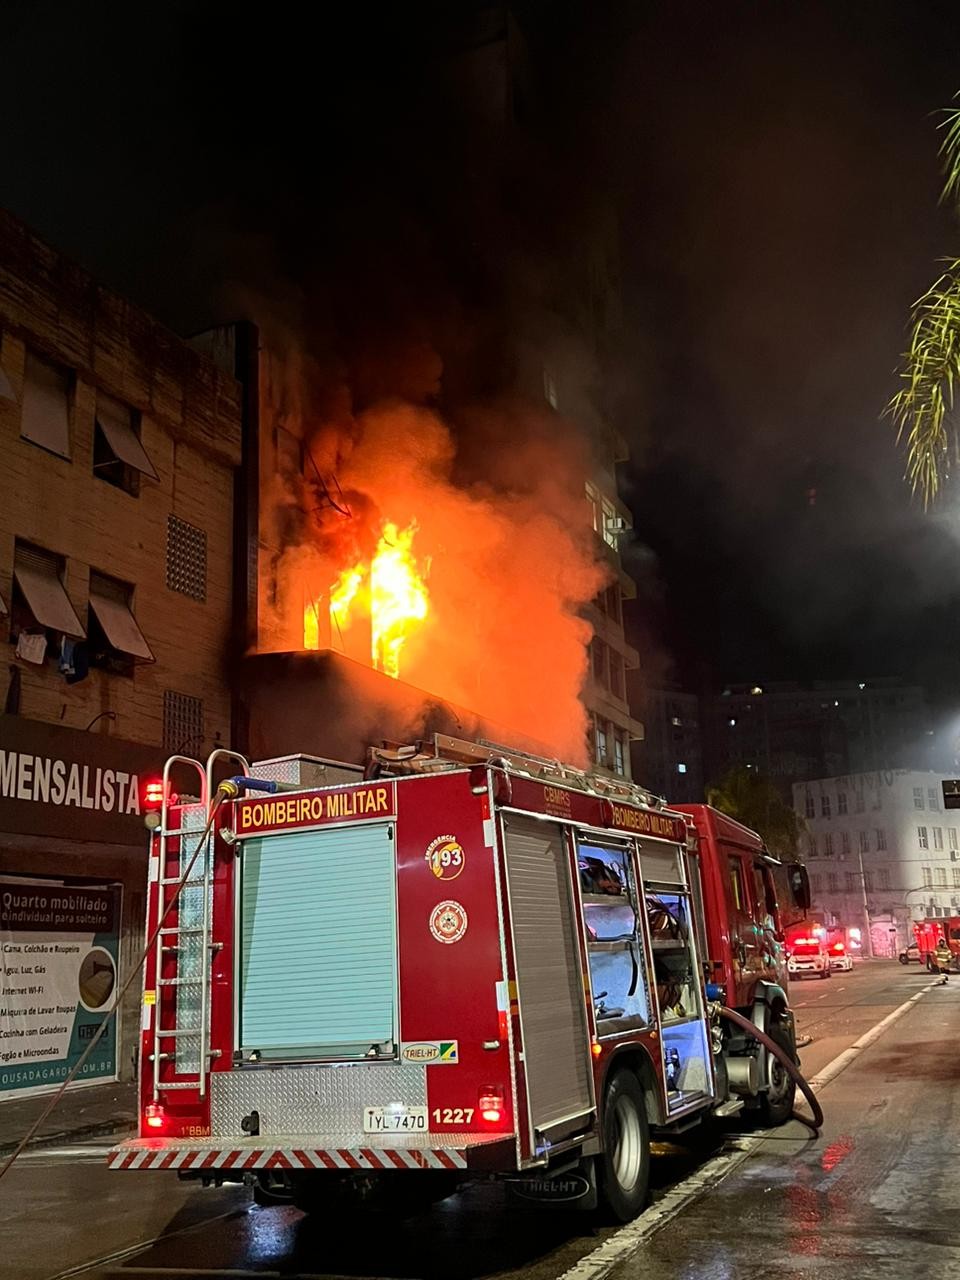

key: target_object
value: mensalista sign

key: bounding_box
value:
[0,714,164,844]
[0,877,121,1098]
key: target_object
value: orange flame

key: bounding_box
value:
[303,521,429,679]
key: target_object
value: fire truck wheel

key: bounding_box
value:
[597,1070,650,1223]
[758,1019,797,1127]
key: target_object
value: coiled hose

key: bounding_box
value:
[719,1005,824,1132]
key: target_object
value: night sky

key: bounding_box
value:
[4,2,960,707]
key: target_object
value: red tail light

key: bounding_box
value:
[479,1087,505,1123]
[143,779,165,809]
[142,779,178,810]
[144,1102,165,1130]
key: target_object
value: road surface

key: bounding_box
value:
[0,960,944,1280]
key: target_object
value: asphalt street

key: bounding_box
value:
[0,960,942,1280]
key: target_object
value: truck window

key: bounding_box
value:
[754,864,779,928]
[579,841,650,1032]
[728,857,747,913]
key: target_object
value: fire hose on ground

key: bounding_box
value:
[718,1005,824,1133]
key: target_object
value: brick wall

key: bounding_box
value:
[0,209,241,752]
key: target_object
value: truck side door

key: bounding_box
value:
[723,850,761,999]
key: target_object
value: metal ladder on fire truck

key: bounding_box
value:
[369,732,668,811]
[150,749,250,1104]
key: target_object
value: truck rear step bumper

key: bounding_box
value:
[108,1132,511,1173]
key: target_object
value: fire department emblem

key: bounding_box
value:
[429,900,468,945]
[425,834,465,880]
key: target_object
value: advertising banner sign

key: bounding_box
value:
[0,877,121,1098]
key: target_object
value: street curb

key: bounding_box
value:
[0,1117,135,1159]
[556,981,938,1280]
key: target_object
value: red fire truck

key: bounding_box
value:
[108,737,810,1221]
[912,918,960,971]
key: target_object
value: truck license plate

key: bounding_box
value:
[363,1107,428,1133]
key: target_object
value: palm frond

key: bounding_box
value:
[887,260,960,507]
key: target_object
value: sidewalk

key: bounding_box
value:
[0,1079,137,1155]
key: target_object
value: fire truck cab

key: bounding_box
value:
[110,738,808,1222]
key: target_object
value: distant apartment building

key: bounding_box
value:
[793,770,959,956]
[0,207,241,1106]
[705,679,932,796]
[628,682,703,802]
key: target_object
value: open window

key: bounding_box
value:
[579,840,650,1035]
[94,392,157,495]
[20,351,71,459]
[11,541,85,657]
[88,571,154,676]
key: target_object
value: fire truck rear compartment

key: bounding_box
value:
[239,822,397,1062]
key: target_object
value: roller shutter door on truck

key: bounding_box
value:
[239,822,397,1060]
[503,814,594,1136]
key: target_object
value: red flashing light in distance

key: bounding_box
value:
[831,943,845,953]
[479,1087,505,1123]
[144,1103,165,1130]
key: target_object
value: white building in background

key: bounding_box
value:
[792,770,960,957]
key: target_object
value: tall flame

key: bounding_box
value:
[303,521,429,679]
[368,522,429,677]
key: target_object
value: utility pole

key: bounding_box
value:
[857,845,875,958]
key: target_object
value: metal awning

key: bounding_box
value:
[20,353,71,458]
[95,395,158,481]
[13,547,85,637]
[89,576,154,662]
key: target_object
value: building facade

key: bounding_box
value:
[628,683,703,802]
[0,208,241,1106]
[793,770,959,957]
[705,679,932,797]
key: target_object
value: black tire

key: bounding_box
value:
[758,1018,798,1127]
[597,1070,651,1223]
[898,953,908,965]
[819,968,829,979]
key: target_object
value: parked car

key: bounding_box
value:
[898,941,921,965]
[828,941,853,972]
[787,938,831,980]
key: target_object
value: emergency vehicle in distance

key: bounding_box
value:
[109,736,810,1222]
[786,937,832,980]
[908,918,960,972]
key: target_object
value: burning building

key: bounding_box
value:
[190,5,644,776]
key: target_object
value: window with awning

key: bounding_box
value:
[88,571,154,670]
[94,392,158,494]
[20,352,71,459]
[13,542,85,637]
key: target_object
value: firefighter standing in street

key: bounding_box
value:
[934,936,952,984]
